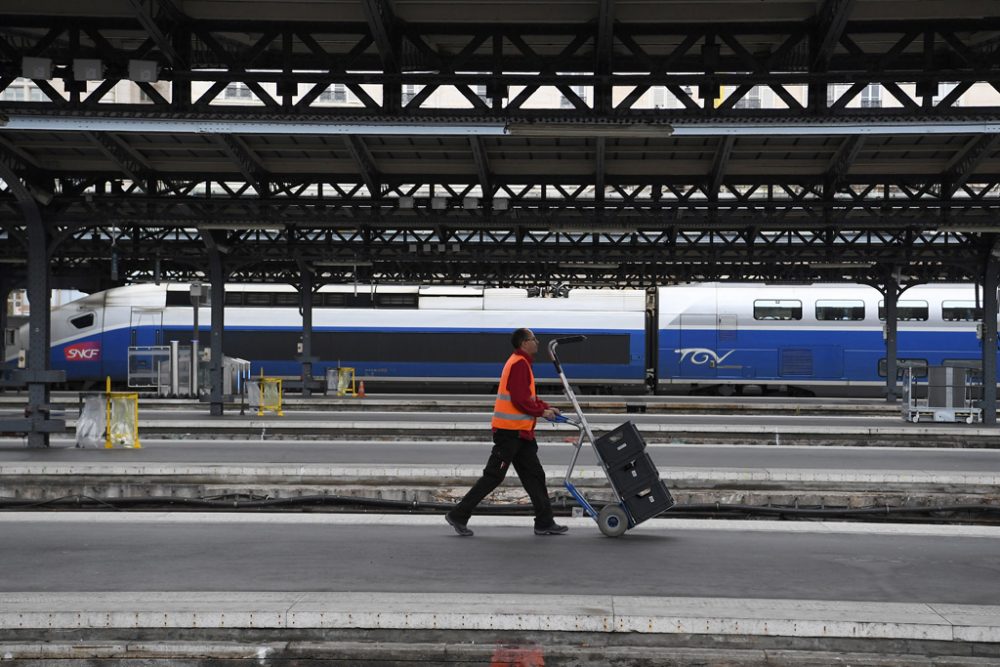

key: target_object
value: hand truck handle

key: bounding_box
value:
[547,335,587,374]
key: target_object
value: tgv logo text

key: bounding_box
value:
[64,341,101,361]
[674,348,735,366]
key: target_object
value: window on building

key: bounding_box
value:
[815,300,865,321]
[860,83,881,108]
[933,82,961,108]
[320,83,349,103]
[734,87,761,109]
[0,85,24,101]
[224,82,252,100]
[561,84,588,108]
[474,84,489,104]
[402,84,418,105]
[878,300,929,321]
[942,301,982,322]
[0,79,45,102]
[754,299,802,320]
[652,86,667,109]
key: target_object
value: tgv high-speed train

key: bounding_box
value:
[3,282,995,395]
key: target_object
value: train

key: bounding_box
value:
[3,282,996,396]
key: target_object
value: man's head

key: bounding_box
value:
[511,327,539,355]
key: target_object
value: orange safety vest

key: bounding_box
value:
[492,352,537,431]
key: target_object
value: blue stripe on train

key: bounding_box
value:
[659,328,992,382]
[51,326,647,384]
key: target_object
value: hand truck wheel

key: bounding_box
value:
[597,505,629,537]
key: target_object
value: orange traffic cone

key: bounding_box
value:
[357,380,366,398]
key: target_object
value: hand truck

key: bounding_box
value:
[547,335,674,537]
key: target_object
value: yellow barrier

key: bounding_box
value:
[335,367,356,396]
[104,377,141,449]
[257,374,284,416]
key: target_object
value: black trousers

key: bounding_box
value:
[451,428,554,528]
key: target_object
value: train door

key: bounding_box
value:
[129,307,163,347]
[677,313,717,379]
[128,308,164,388]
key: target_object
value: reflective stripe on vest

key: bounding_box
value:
[491,353,536,430]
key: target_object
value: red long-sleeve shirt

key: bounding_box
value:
[496,349,550,440]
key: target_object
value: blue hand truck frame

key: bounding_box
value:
[548,335,639,537]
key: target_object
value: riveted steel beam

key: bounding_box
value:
[943,134,1000,197]
[344,135,382,198]
[212,134,270,196]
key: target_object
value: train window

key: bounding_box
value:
[4,329,14,346]
[244,293,272,307]
[942,301,982,322]
[274,293,299,307]
[166,291,190,306]
[323,293,346,306]
[321,293,376,307]
[815,300,865,321]
[877,301,929,321]
[753,299,802,320]
[376,293,418,308]
[70,313,95,329]
[879,358,927,378]
[224,293,243,306]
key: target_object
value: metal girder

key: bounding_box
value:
[1,16,999,118]
[812,0,856,69]
[212,134,270,195]
[595,137,606,203]
[0,136,53,205]
[708,136,735,198]
[595,0,615,113]
[127,0,186,67]
[469,137,491,196]
[84,131,156,192]
[943,134,1000,196]
[361,0,398,72]
[344,135,382,198]
[824,135,865,196]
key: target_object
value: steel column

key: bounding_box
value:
[0,279,10,379]
[982,246,999,426]
[882,276,899,403]
[208,249,225,416]
[299,265,314,398]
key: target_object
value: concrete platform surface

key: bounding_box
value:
[3,514,1000,664]
[3,439,1000,472]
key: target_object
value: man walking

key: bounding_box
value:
[446,328,569,537]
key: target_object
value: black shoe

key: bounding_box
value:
[445,512,474,537]
[534,523,569,535]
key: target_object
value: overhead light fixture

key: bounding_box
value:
[505,121,674,138]
[315,260,373,267]
[808,262,875,269]
[398,196,415,209]
[933,225,1000,233]
[73,58,103,81]
[198,222,286,231]
[492,197,510,211]
[558,262,620,270]
[128,59,159,83]
[21,56,52,80]
[431,197,448,210]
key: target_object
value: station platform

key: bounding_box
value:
[1,512,999,665]
[2,438,999,511]
[2,405,996,447]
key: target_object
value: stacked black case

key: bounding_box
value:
[594,422,674,523]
